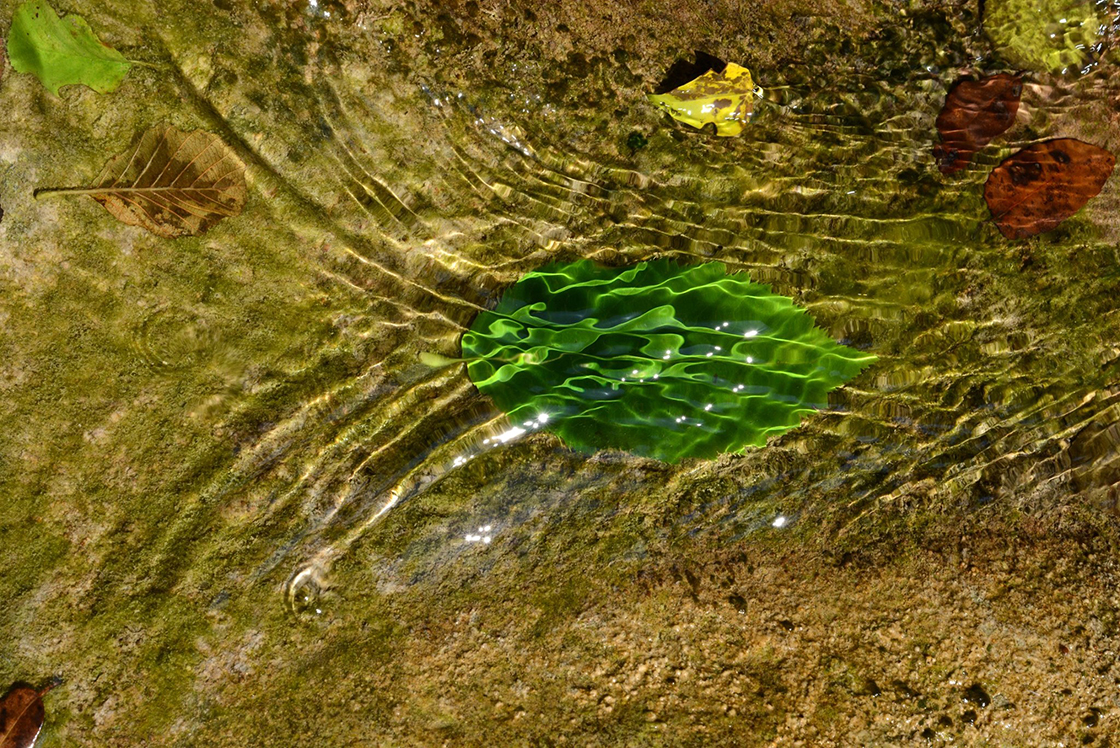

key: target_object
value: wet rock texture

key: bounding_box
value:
[2,0,1120,746]
[357,526,1120,746]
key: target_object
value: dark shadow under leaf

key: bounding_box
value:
[653,50,727,95]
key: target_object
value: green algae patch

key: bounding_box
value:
[462,259,876,462]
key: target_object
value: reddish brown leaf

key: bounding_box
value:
[0,683,46,748]
[934,74,1022,174]
[983,138,1115,239]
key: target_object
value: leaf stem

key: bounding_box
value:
[35,185,227,199]
[34,186,102,199]
[420,352,467,368]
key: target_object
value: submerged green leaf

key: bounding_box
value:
[7,1,130,95]
[462,260,876,462]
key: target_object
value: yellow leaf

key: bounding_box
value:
[647,63,762,137]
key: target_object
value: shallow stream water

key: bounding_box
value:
[2,0,1120,744]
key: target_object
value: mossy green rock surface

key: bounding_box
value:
[3,0,1120,744]
[462,260,876,461]
[984,0,1100,73]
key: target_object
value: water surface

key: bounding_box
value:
[1,0,1120,743]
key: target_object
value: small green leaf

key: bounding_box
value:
[462,260,876,463]
[7,1,131,95]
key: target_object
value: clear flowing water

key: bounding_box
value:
[2,0,1120,744]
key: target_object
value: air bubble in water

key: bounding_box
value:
[285,563,329,617]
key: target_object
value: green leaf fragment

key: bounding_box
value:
[7,1,131,95]
[462,260,876,463]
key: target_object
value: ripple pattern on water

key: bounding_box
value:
[129,304,218,370]
[80,4,1120,608]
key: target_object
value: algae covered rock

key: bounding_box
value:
[984,0,1101,74]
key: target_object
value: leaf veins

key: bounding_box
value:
[0,682,52,748]
[983,138,1115,239]
[36,124,247,238]
[933,74,1022,174]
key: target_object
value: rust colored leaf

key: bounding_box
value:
[933,74,1022,174]
[983,138,1115,239]
[0,683,47,748]
[36,124,246,238]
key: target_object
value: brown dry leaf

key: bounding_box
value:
[984,138,1115,239]
[933,74,1022,174]
[0,683,47,748]
[38,124,246,238]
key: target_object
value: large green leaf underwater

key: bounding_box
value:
[461,260,876,462]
